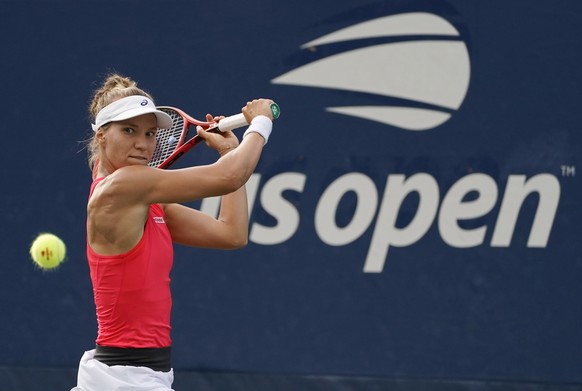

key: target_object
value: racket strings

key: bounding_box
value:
[149,110,186,167]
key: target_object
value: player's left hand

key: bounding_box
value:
[197,114,240,156]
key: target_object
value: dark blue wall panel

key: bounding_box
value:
[1,0,581,389]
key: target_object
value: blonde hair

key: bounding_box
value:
[87,73,155,174]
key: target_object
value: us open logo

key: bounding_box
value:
[203,12,560,273]
[272,12,470,131]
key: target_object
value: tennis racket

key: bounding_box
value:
[149,103,280,169]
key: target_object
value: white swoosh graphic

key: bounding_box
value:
[271,13,471,131]
[272,40,470,110]
[302,12,459,48]
[327,106,451,131]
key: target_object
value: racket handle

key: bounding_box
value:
[217,103,281,132]
[217,113,248,132]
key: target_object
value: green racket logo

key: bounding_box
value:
[270,103,281,119]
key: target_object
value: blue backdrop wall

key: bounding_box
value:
[1,1,581,390]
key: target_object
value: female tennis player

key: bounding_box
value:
[71,73,277,391]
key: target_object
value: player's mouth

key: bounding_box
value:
[129,155,149,163]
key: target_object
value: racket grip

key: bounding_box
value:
[216,103,281,132]
[217,114,248,132]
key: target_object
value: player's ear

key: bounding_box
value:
[95,129,106,145]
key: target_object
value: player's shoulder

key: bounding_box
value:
[106,165,161,187]
[91,166,149,199]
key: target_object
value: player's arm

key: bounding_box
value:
[96,127,261,207]
[162,128,253,249]
[163,184,249,249]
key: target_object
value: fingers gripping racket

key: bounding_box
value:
[149,104,280,169]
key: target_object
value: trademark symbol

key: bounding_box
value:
[561,165,576,177]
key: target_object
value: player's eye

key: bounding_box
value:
[123,127,135,134]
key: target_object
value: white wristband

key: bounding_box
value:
[243,115,272,145]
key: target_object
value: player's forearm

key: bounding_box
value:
[216,185,249,248]
[216,133,265,188]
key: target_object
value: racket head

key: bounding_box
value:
[148,106,215,168]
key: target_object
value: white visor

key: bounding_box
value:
[91,95,173,131]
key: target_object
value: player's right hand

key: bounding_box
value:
[242,99,276,123]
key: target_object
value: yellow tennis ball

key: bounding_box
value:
[29,233,66,270]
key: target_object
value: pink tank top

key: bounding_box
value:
[87,178,173,348]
